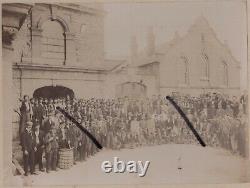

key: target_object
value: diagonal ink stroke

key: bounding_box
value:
[56,106,103,149]
[166,96,206,147]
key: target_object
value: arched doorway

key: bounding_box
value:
[116,81,147,99]
[33,86,74,99]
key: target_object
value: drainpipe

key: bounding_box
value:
[16,63,23,98]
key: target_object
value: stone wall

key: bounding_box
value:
[13,3,105,67]
[158,17,240,96]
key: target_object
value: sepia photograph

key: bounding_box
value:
[1,0,250,186]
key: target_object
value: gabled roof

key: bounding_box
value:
[133,16,240,67]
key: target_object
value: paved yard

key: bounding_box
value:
[11,144,250,186]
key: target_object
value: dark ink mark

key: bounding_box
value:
[56,106,103,149]
[166,96,206,147]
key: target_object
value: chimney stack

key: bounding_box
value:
[146,26,155,56]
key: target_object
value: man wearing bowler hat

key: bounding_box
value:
[21,121,37,176]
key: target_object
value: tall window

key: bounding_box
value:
[201,51,209,80]
[41,20,66,65]
[222,60,228,86]
[179,56,189,85]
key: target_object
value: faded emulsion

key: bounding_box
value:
[4,2,248,185]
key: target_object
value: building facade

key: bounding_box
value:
[5,5,242,141]
[126,17,241,97]
[12,3,107,102]
[2,3,119,153]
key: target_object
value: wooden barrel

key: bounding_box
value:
[58,148,74,169]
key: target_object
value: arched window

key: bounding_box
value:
[222,60,228,86]
[201,51,209,80]
[179,56,189,85]
[41,20,66,65]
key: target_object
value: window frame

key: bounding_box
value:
[200,50,209,81]
[178,55,190,87]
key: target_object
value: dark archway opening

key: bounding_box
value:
[33,86,74,99]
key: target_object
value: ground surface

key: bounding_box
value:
[12,144,250,185]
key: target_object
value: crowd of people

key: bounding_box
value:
[17,92,248,176]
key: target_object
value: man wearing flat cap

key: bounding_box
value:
[21,121,37,176]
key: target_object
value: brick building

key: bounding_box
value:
[1,3,246,185]
[116,17,241,97]
[7,4,241,113]
[5,3,116,140]
[12,3,107,102]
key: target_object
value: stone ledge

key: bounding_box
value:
[13,63,109,73]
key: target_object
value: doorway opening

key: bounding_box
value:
[33,85,74,99]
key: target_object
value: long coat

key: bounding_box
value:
[19,101,32,135]
[43,119,55,133]
[33,130,45,149]
[44,132,59,153]
[33,104,45,124]
[21,129,36,152]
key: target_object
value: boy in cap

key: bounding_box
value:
[57,117,67,148]
[44,126,59,173]
[50,127,59,171]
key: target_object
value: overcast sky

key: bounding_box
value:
[103,0,247,89]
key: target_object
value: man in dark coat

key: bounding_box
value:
[21,121,37,176]
[230,96,239,118]
[43,113,55,134]
[44,128,56,173]
[65,122,77,164]
[33,122,45,172]
[50,128,59,171]
[19,95,32,136]
[57,120,68,148]
[78,131,87,161]
[33,98,45,128]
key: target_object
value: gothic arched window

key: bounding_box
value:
[201,51,209,80]
[179,56,189,85]
[41,20,66,65]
